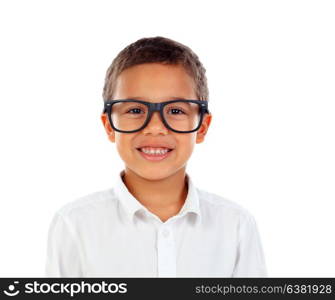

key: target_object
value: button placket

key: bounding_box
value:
[157,225,176,277]
[162,228,170,238]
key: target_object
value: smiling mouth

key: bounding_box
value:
[135,147,174,161]
[136,148,174,154]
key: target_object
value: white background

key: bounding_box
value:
[0,0,334,277]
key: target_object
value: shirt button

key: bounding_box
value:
[162,228,170,238]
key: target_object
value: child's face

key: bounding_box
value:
[101,63,212,180]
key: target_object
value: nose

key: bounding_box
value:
[142,111,168,134]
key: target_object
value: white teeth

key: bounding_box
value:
[140,147,170,155]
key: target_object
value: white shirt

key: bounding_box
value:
[45,170,267,277]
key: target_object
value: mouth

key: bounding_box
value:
[136,147,174,161]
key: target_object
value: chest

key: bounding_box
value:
[81,221,238,277]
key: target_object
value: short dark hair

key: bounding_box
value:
[102,36,209,102]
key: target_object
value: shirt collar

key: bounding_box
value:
[113,169,201,224]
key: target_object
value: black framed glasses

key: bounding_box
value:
[102,99,210,133]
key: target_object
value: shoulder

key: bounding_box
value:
[196,187,256,222]
[55,188,117,222]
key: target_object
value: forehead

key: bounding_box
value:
[113,63,197,100]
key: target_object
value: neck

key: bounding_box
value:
[122,167,188,222]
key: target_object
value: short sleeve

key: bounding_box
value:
[45,212,84,277]
[232,212,268,277]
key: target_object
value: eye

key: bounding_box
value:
[168,108,186,115]
[127,108,145,114]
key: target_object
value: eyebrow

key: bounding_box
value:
[128,96,189,100]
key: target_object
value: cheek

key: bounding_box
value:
[115,134,134,161]
[176,135,196,159]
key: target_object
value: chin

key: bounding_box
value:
[137,169,173,181]
[129,166,180,181]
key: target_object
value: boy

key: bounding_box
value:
[45,36,267,277]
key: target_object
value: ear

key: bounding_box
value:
[196,113,212,144]
[101,113,115,143]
